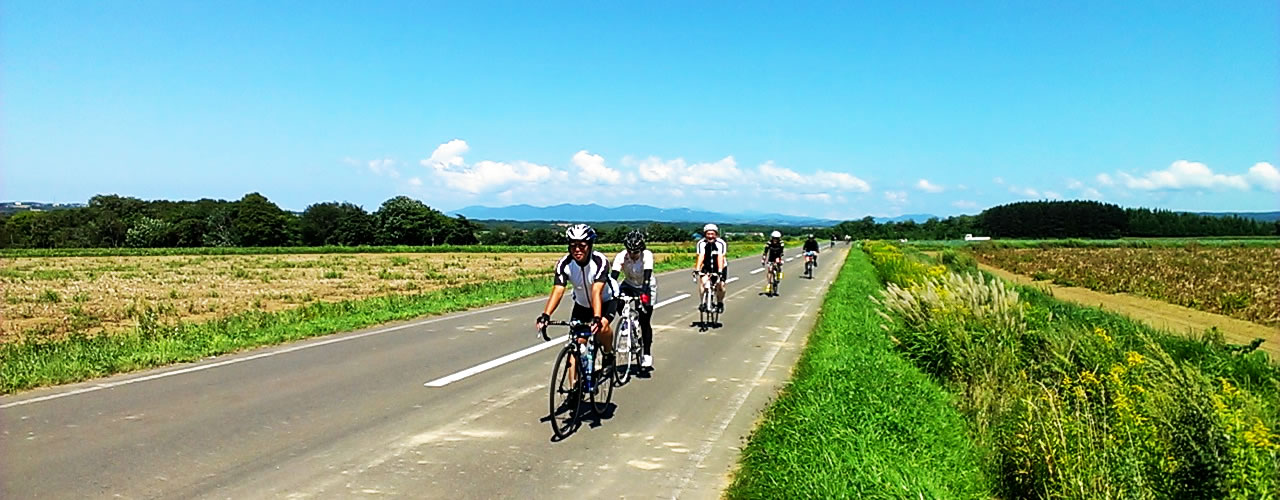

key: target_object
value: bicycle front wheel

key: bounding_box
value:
[549,345,580,439]
[614,315,635,385]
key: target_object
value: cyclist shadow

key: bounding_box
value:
[542,402,617,442]
[691,320,723,331]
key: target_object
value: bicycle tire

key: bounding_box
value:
[549,344,580,439]
[614,307,635,385]
[590,341,613,413]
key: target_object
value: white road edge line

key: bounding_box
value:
[424,292,693,387]
[669,252,837,499]
[749,267,765,274]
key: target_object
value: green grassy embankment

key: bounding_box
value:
[727,248,990,498]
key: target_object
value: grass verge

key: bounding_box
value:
[867,241,1279,498]
[727,249,990,498]
[0,245,761,395]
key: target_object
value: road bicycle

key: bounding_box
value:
[804,253,816,279]
[694,271,720,331]
[763,260,782,296]
[612,294,646,385]
[539,319,614,439]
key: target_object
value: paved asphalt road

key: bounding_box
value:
[2,247,849,499]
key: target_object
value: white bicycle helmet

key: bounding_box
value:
[565,224,596,242]
[703,223,719,234]
[770,230,782,238]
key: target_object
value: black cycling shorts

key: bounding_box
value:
[571,298,619,324]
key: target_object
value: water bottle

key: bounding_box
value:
[580,343,594,392]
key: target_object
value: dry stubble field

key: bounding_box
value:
[973,245,1280,327]
[2,252,652,342]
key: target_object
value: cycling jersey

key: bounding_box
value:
[762,241,785,261]
[553,251,616,308]
[803,239,820,253]
[612,249,656,295]
[696,238,727,273]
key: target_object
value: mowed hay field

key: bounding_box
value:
[972,245,1280,327]
[1,252,649,342]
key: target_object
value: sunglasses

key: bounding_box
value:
[568,242,590,249]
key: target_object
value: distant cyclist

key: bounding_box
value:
[611,230,656,369]
[535,224,617,365]
[803,234,820,268]
[694,223,727,313]
[761,231,785,294]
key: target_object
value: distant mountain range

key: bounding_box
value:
[451,203,942,226]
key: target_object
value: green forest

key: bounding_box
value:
[1,195,1275,249]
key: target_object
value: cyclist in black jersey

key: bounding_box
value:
[761,230,785,295]
[803,234,820,268]
[693,223,728,313]
[535,224,617,363]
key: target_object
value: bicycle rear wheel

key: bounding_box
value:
[549,345,580,439]
[590,341,614,413]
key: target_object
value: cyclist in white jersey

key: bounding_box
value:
[694,223,728,313]
[611,230,656,369]
[535,224,617,363]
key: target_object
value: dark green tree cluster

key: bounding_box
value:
[981,200,1128,238]
[1126,207,1273,237]
[0,194,483,248]
[815,215,983,241]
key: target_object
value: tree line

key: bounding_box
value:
[1,196,1274,249]
[0,194,697,249]
[810,200,1277,241]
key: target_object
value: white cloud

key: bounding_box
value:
[993,177,1005,185]
[1117,160,1249,191]
[1082,187,1103,199]
[1044,191,1063,200]
[915,178,944,193]
[572,150,622,185]
[756,162,871,192]
[1011,186,1040,198]
[408,177,422,186]
[1096,173,1114,186]
[345,157,400,178]
[1067,179,1084,189]
[419,140,558,194]
[367,158,399,178]
[884,190,908,204]
[952,200,978,209]
[427,139,469,168]
[1247,162,1280,192]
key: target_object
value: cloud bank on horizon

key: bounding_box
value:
[346,140,1277,218]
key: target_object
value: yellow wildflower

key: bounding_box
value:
[1126,351,1145,366]
[1094,327,1112,343]
[1080,370,1100,385]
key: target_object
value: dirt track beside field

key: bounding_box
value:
[980,263,1279,359]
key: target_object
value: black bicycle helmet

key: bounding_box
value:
[623,230,646,252]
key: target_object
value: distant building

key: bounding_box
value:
[964,234,991,241]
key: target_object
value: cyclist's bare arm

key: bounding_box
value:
[538,284,568,329]
[694,252,705,272]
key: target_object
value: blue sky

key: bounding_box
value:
[3,1,1276,218]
